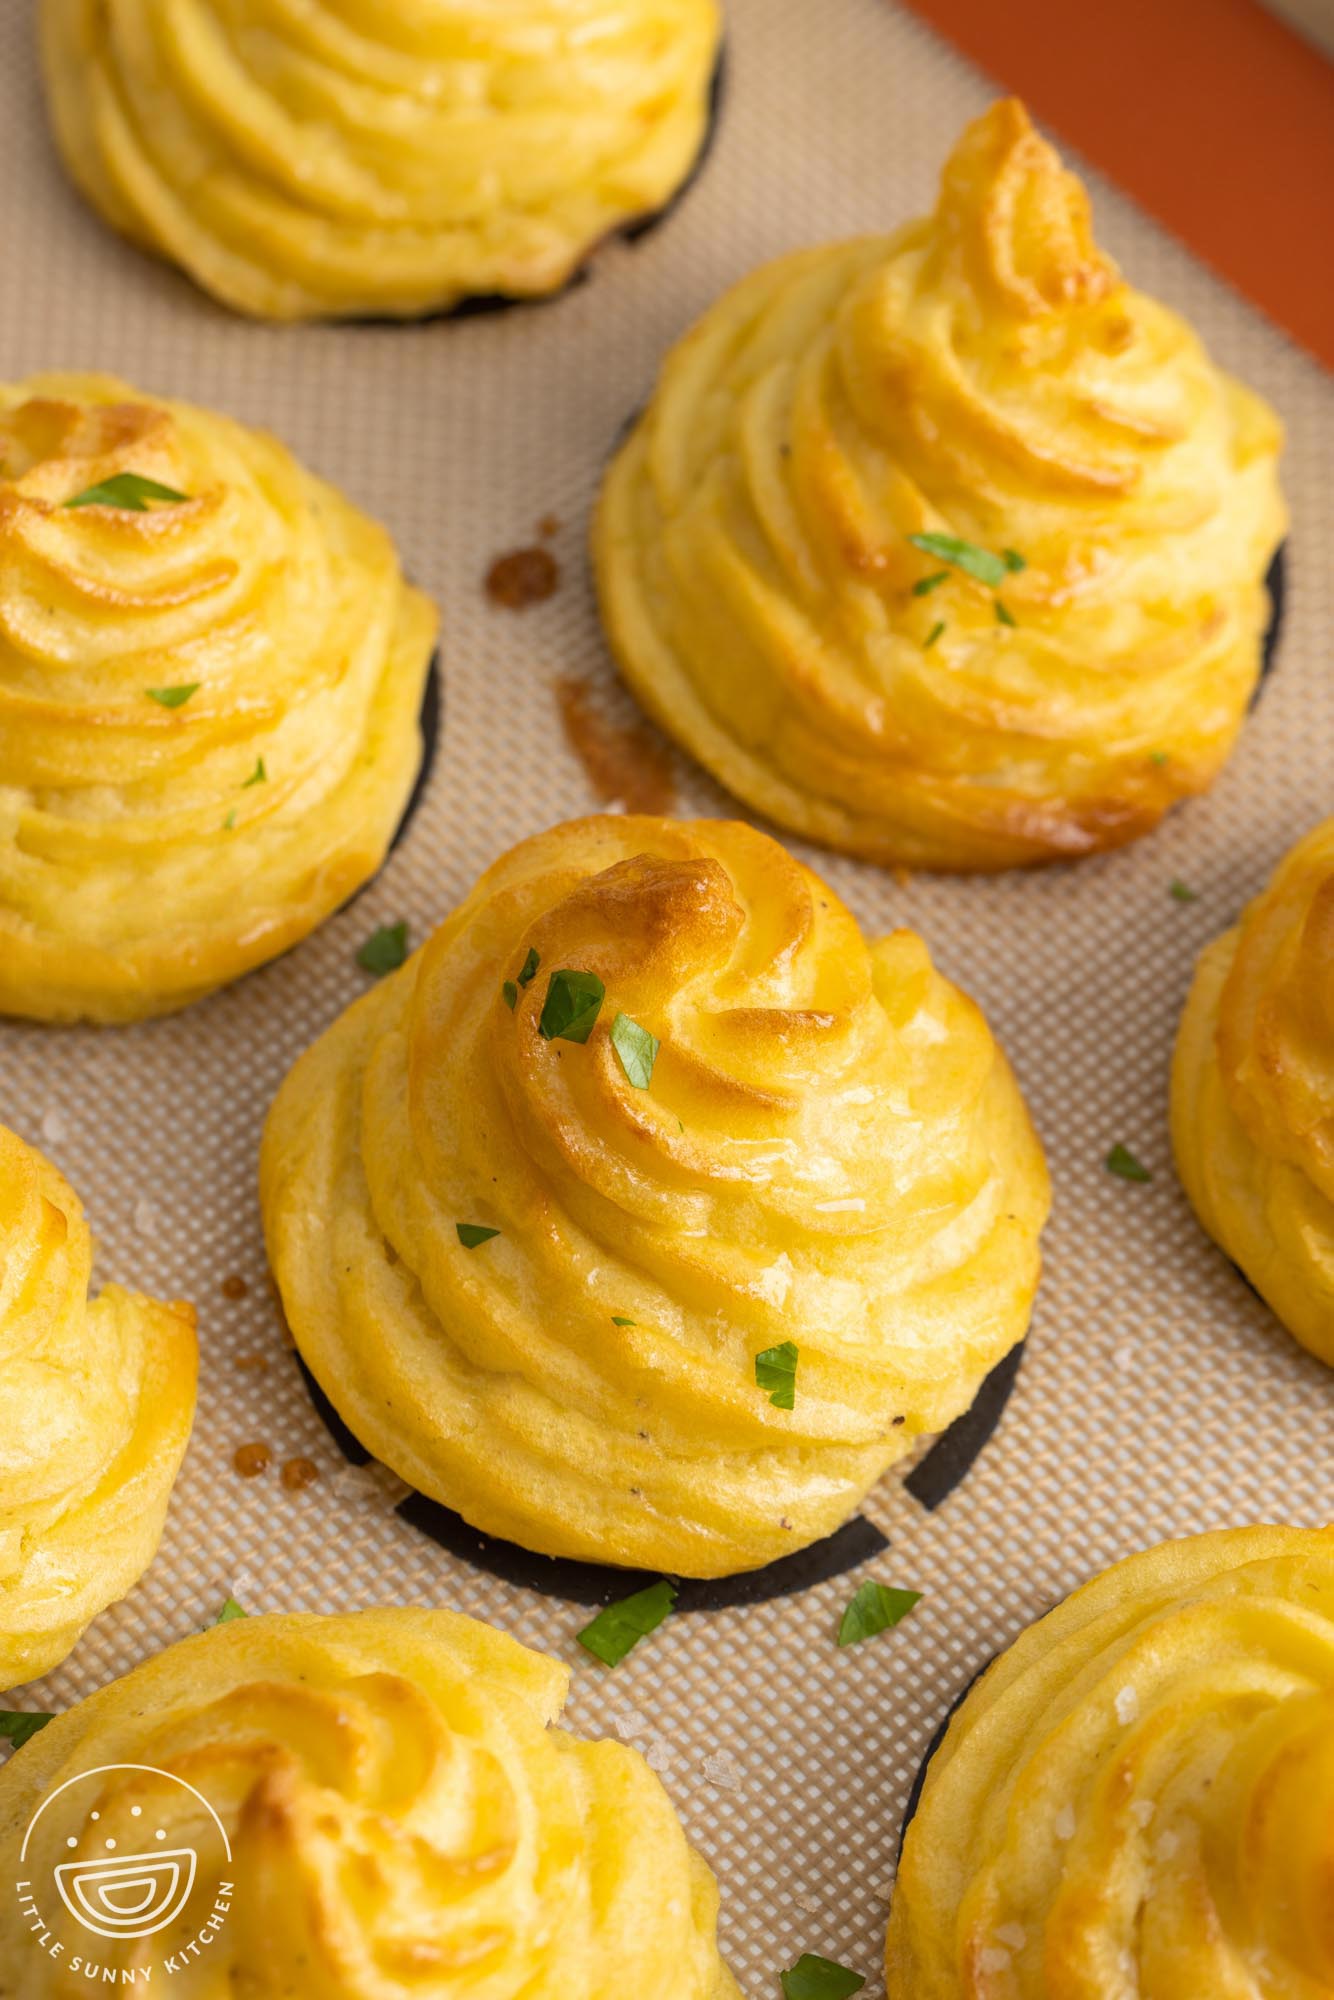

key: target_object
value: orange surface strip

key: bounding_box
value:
[899,0,1334,368]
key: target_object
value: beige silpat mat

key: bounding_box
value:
[1,2,1332,1993]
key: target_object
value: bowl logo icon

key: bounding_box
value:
[54,1845,198,1940]
[16,1763,233,1954]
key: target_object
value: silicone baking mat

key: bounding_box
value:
[1,4,1332,1993]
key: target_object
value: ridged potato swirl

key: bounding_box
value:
[40,0,722,322]
[0,1608,738,1996]
[261,814,1049,1577]
[1173,816,1334,1367]
[887,1526,1334,1999]
[594,99,1287,872]
[0,1124,196,1689]
[0,373,437,1023]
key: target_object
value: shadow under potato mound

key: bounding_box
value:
[295,1336,1027,1609]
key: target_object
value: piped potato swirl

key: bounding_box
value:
[887,1526,1334,1999]
[594,99,1286,871]
[40,0,722,321]
[261,814,1049,1577]
[0,1124,196,1688]
[0,1607,738,1997]
[1173,816,1334,1367]
[0,373,437,1022]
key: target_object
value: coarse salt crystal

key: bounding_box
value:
[1131,1799,1155,1828]
[1154,1829,1180,1861]
[612,1707,650,1742]
[40,1109,67,1145]
[976,1947,1011,1974]
[995,1923,1027,1950]
[644,1735,673,1773]
[1054,1804,1076,1840]
[133,1196,161,1236]
[1114,1685,1140,1725]
[702,1750,741,1790]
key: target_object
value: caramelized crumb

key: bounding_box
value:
[234,1352,269,1372]
[538,513,560,539]
[281,1456,320,1492]
[233,1441,272,1478]
[554,675,676,815]
[220,1273,248,1300]
[892,865,913,889]
[485,545,559,610]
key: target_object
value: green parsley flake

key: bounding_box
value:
[242,757,267,788]
[517,948,540,988]
[837,1579,922,1647]
[1106,1143,1152,1184]
[0,1711,54,1749]
[64,471,189,511]
[908,531,1009,589]
[1169,879,1199,904]
[539,968,605,1044]
[911,571,949,597]
[611,1013,659,1089]
[1002,547,1027,573]
[923,621,946,650]
[995,598,1017,627]
[612,1314,637,1327]
[216,1596,248,1624]
[781,1953,867,2000]
[755,1340,799,1411]
[577,1580,677,1668]
[456,1223,501,1249]
[357,922,409,977]
[1150,750,1170,767]
[502,979,519,1010]
[146,683,200,709]
[223,810,237,832]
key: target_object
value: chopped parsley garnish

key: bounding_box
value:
[539,968,605,1044]
[1150,750,1169,767]
[908,531,1011,589]
[781,1954,867,2000]
[995,598,1017,627]
[577,1580,677,1668]
[1106,1143,1152,1183]
[64,471,189,511]
[755,1340,799,1411]
[502,980,519,1010]
[837,1579,921,1647]
[146,683,199,708]
[517,948,540,988]
[611,1013,658,1089]
[0,1711,54,1749]
[1002,548,1027,573]
[923,621,946,650]
[223,809,237,831]
[1169,879,1199,903]
[457,1223,501,1249]
[612,1314,637,1327]
[357,922,409,977]
[242,757,266,788]
[911,571,949,597]
[216,1596,248,1624]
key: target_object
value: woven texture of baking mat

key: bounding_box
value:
[1,4,1332,1993]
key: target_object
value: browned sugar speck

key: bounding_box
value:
[220,1273,248,1300]
[233,1441,272,1477]
[281,1456,320,1491]
[554,675,677,814]
[485,545,559,609]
